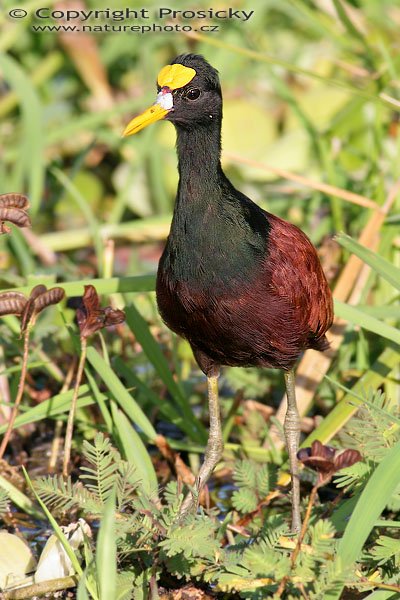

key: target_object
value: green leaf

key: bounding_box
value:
[334,300,400,346]
[0,385,99,435]
[113,356,194,440]
[0,474,42,519]
[86,347,157,441]
[231,488,258,513]
[2,275,156,298]
[337,234,400,292]
[111,404,158,495]
[96,489,117,600]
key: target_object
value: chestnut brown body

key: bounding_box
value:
[157,211,333,377]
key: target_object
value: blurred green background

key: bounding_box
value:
[0,0,399,440]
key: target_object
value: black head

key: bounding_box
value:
[165,54,222,128]
[123,54,222,136]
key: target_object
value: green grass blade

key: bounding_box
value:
[77,576,91,600]
[86,347,157,441]
[96,488,117,600]
[111,403,158,494]
[113,356,194,439]
[337,234,400,292]
[0,385,99,434]
[334,300,400,345]
[124,304,206,443]
[85,368,113,434]
[0,473,42,519]
[326,441,400,600]
[1,275,156,297]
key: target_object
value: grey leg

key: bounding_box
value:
[179,375,223,517]
[284,369,301,533]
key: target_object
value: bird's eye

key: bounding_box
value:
[186,88,201,100]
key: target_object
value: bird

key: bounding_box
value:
[123,54,333,532]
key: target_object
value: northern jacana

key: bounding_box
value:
[123,54,333,532]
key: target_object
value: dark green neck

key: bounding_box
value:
[163,121,270,289]
[175,120,224,196]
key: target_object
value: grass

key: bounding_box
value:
[0,0,399,598]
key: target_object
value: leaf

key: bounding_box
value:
[337,234,400,292]
[110,404,158,495]
[0,54,44,214]
[370,535,400,566]
[80,433,120,505]
[0,474,42,519]
[24,468,84,580]
[96,489,117,600]
[159,516,219,561]
[86,347,156,441]
[334,300,400,346]
[35,476,99,514]
[231,487,258,513]
[233,460,258,489]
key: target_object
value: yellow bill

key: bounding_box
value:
[122,103,169,137]
[123,63,197,137]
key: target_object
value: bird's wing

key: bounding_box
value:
[266,212,334,341]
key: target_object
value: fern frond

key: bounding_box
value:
[260,515,289,548]
[35,475,101,513]
[242,540,290,579]
[256,463,277,497]
[159,514,219,561]
[309,519,336,562]
[334,460,371,489]
[370,535,400,566]
[116,462,140,511]
[80,432,121,505]
[309,559,350,599]
[233,460,258,489]
[231,487,258,513]
[343,389,400,463]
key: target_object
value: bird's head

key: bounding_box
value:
[122,54,222,136]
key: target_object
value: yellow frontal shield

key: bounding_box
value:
[157,64,196,90]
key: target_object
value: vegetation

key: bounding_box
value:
[0,0,399,598]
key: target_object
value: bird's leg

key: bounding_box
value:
[179,375,223,517]
[284,368,302,533]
